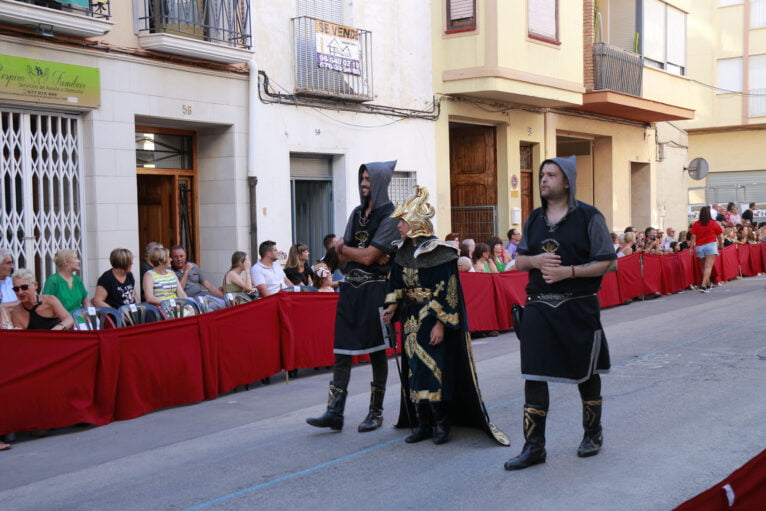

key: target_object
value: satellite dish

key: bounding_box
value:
[685,158,709,181]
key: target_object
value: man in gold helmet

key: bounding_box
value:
[381,186,509,447]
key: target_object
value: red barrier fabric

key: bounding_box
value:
[114,318,206,420]
[738,243,754,277]
[642,254,663,295]
[677,250,695,290]
[748,244,763,275]
[597,271,621,308]
[660,252,685,295]
[459,273,501,332]
[616,253,643,302]
[214,297,282,395]
[675,449,766,511]
[279,292,337,371]
[720,245,740,282]
[492,271,529,329]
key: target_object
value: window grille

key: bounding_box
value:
[0,109,85,284]
[388,171,417,206]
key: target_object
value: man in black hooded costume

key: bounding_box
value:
[307,161,400,433]
[381,186,509,447]
[504,156,617,470]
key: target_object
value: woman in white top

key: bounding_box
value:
[143,247,186,306]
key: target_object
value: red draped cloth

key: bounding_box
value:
[748,244,764,275]
[616,253,643,302]
[642,254,663,295]
[459,273,502,332]
[720,245,740,282]
[675,449,766,511]
[492,271,529,330]
[597,271,621,308]
[660,252,685,295]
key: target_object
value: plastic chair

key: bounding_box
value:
[194,295,226,313]
[224,292,252,307]
[159,297,201,319]
[71,307,121,330]
[118,303,163,326]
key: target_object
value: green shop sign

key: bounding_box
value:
[0,54,100,108]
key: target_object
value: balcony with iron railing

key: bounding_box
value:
[592,42,642,97]
[580,41,694,122]
[0,0,113,37]
[137,0,252,64]
[292,16,373,102]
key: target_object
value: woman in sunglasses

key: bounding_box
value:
[9,269,73,330]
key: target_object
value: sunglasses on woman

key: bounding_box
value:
[12,284,30,292]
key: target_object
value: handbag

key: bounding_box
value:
[511,303,524,341]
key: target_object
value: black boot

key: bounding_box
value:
[405,402,432,443]
[306,383,347,430]
[430,402,450,445]
[358,383,385,432]
[577,398,603,458]
[504,404,547,470]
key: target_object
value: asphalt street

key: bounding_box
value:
[2,276,765,510]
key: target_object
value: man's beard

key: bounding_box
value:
[361,193,370,212]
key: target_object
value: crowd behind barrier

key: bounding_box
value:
[2,244,765,436]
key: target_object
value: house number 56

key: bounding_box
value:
[182,104,192,115]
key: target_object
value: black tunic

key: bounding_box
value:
[517,201,616,383]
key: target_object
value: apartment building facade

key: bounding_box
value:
[432,0,695,241]
[0,0,436,288]
[681,0,766,221]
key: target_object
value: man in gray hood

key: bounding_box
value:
[504,155,617,470]
[307,161,400,433]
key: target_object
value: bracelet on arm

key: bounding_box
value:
[571,265,576,279]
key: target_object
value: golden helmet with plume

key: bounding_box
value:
[391,185,435,238]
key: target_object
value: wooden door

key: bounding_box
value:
[520,144,534,227]
[449,124,497,242]
[137,174,174,253]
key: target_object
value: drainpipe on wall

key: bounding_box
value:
[248,54,259,259]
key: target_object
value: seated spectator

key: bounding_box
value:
[93,248,139,309]
[10,269,73,330]
[284,243,314,286]
[143,247,186,306]
[634,230,646,252]
[487,236,513,272]
[457,256,474,272]
[669,241,680,252]
[662,227,677,251]
[445,232,460,249]
[610,232,619,252]
[251,240,293,297]
[140,242,163,301]
[223,251,256,295]
[322,247,343,286]
[472,242,497,273]
[748,232,758,244]
[460,238,475,259]
[617,232,634,258]
[320,233,337,262]
[742,202,755,225]
[170,245,223,299]
[311,262,335,292]
[736,231,746,244]
[0,248,19,311]
[42,249,90,315]
[506,228,521,260]
[679,231,692,251]
[643,227,661,254]
[723,227,736,247]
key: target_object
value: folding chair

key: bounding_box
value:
[71,306,121,330]
[118,303,163,326]
[194,295,226,313]
[159,297,201,319]
[224,292,252,307]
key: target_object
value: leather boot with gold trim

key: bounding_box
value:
[358,383,385,432]
[430,402,450,445]
[577,398,603,458]
[405,402,432,443]
[306,383,347,430]
[504,404,547,470]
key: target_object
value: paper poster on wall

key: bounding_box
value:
[315,20,361,75]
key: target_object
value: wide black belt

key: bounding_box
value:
[526,292,595,305]
[344,268,387,285]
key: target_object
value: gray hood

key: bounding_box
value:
[358,160,396,210]
[540,155,578,213]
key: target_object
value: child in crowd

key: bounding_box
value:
[312,263,335,292]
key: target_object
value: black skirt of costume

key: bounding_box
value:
[333,269,388,355]
[519,294,610,384]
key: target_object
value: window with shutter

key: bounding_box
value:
[640,0,687,76]
[446,0,476,32]
[528,0,558,43]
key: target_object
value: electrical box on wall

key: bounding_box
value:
[512,207,521,225]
